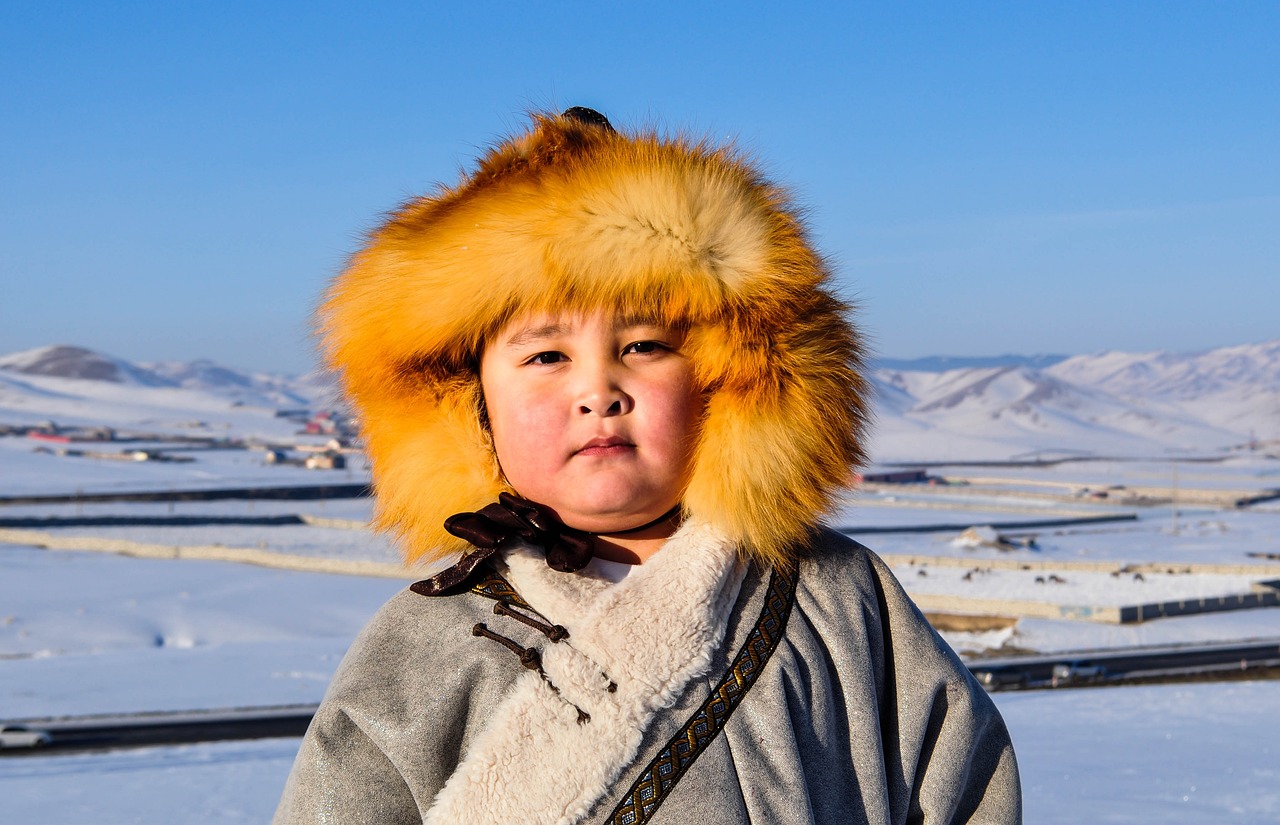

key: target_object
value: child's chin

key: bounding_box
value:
[560,501,673,534]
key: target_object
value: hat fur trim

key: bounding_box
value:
[321,112,869,569]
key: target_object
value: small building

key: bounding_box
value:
[28,431,72,444]
[305,452,347,470]
[301,411,358,438]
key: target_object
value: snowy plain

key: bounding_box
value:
[4,545,1278,824]
[3,344,1280,823]
[5,680,1278,824]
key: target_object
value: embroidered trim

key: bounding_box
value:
[468,569,533,610]
[606,564,799,825]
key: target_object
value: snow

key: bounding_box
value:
[1046,340,1280,400]
[3,341,1280,822]
[866,339,1280,461]
[0,344,333,409]
[4,659,1277,824]
[1043,342,1280,440]
[0,738,303,825]
[998,681,1280,823]
[7,339,1280,462]
[0,546,405,718]
[894,563,1265,606]
[0,345,173,387]
[27,521,401,564]
[0,436,368,498]
[3,542,1278,824]
[5,511,1279,822]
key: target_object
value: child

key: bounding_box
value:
[275,108,1021,824]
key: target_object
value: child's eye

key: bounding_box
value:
[623,341,665,356]
[527,351,567,365]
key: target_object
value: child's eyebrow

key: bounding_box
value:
[615,316,664,330]
[499,317,676,350]
[501,324,571,349]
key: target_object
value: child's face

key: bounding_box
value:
[479,311,704,534]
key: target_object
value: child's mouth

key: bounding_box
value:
[575,437,635,457]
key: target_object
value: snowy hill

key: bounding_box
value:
[0,346,335,439]
[0,345,328,412]
[1046,341,1280,400]
[1,341,1276,461]
[871,341,1279,461]
[1043,342,1280,438]
[143,359,321,408]
[0,345,173,387]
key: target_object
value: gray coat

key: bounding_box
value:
[275,526,1021,824]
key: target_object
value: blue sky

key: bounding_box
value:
[2,2,1276,373]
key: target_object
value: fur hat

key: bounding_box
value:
[321,109,869,569]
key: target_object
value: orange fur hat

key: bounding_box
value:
[320,108,869,569]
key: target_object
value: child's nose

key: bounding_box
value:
[577,376,633,417]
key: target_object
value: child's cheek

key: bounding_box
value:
[496,387,569,478]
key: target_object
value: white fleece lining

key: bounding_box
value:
[421,520,745,825]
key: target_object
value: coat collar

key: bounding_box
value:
[423,520,746,824]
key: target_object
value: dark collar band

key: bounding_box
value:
[596,504,683,537]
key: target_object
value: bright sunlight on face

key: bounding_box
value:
[479,311,705,535]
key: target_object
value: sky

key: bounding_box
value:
[2,2,1277,374]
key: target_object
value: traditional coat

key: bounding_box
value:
[278,108,1021,823]
[274,524,1020,824]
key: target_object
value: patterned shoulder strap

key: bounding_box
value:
[606,563,799,824]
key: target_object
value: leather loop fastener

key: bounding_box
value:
[412,492,594,596]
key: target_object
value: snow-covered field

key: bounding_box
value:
[3,343,1279,823]
[3,546,1278,824]
[5,680,1277,824]
[0,436,368,498]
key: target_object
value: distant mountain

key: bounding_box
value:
[1046,341,1280,400]
[3,341,1276,460]
[0,345,330,410]
[871,340,1280,460]
[872,354,1069,373]
[1043,341,1280,439]
[0,345,172,387]
[143,358,320,408]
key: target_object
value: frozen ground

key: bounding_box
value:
[4,671,1277,824]
[3,543,1280,824]
[5,460,1280,664]
[1000,680,1280,823]
[18,521,402,564]
[0,547,406,718]
[3,399,1280,822]
[3,682,1255,824]
[15,676,1276,825]
[0,437,369,498]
